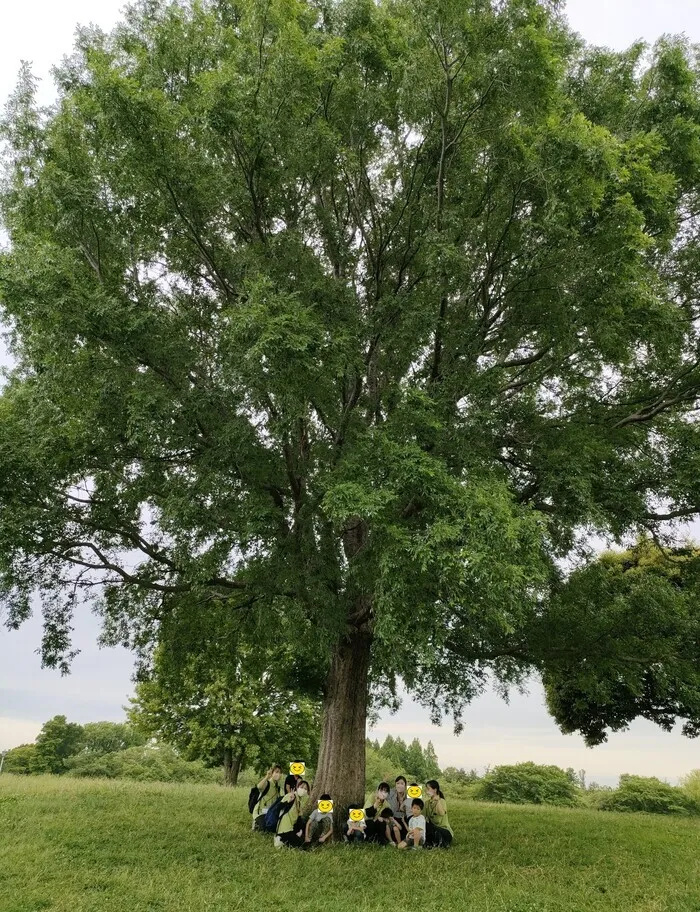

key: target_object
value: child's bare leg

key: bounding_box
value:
[412,829,420,847]
[392,825,401,844]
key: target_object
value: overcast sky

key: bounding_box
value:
[1,1,700,786]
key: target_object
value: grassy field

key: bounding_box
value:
[1,775,699,912]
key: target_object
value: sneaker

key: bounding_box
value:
[274,836,283,848]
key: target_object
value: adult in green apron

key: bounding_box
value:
[424,779,453,847]
[276,778,310,848]
[252,765,282,829]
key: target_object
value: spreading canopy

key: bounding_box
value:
[1,0,700,800]
[127,603,322,781]
[544,539,700,745]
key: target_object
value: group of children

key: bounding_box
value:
[250,765,453,850]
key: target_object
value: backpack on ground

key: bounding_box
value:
[248,780,270,815]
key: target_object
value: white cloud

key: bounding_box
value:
[0,717,41,751]
[565,0,700,50]
[1,0,126,108]
[370,686,700,786]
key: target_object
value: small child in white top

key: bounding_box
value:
[346,809,367,841]
[397,799,426,849]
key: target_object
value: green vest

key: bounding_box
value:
[277,794,301,835]
[365,797,393,819]
[426,796,453,835]
[255,778,280,815]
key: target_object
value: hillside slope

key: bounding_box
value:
[1,776,699,912]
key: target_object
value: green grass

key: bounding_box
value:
[1,776,699,912]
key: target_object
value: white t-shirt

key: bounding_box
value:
[347,817,367,830]
[406,814,426,835]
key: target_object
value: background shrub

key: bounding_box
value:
[474,762,580,807]
[679,769,700,813]
[66,744,220,783]
[2,744,38,775]
[599,775,693,815]
[580,785,615,810]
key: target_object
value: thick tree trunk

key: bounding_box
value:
[312,618,372,832]
[311,516,373,833]
[223,747,234,786]
[223,746,244,786]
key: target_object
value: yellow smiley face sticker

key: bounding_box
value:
[407,786,422,799]
[349,808,365,822]
[318,799,334,813]
[290,762,306,776]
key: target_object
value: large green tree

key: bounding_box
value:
[126,606,322,785]
[81,721,147,755]
[2,0,700,818]
[32,715,85,774]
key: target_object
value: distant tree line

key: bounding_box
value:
[365,735,442,787]
[2,717,147,776]
[1,714,449,789]
[5,717,698,819]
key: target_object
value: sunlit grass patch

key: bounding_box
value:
[1,776,699,912]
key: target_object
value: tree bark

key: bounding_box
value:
[223,747,234,786]
[223,746,244,786]
[312,617,372,832]
[311,517,372,832]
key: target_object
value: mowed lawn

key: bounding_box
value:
[1,776,699,912]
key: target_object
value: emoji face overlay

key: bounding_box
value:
[349,808,365,822]
[318,799,334,813]
[407,786,422,799]
[290,762,306,776]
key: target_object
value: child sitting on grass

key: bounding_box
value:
[346,809,367,842]
[380,807,402,846]
[304,795,334,848]
[397,799,426,849]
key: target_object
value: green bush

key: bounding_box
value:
[679,770,700,813]
[81,722,146,755]
[599,775,694,816]
[438,780,481,801]
[66,744,220,784]
[442,766,480,784]
[2,744,38,775]
[441,767,481,800]
[580,786,614,810]
[474,762,580,807]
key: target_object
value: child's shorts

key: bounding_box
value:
[309,818,332,842]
